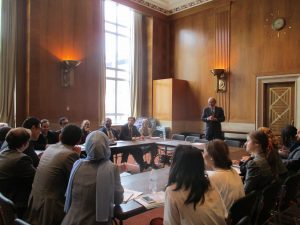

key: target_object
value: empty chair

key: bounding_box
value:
[171,134,185,140]
[185,136,198,142]
[225,139,242,147]
[194,138,209,144]
[255,181,281,225]
[14,218,31,225]
[227,190,258,225]
[0,193,16,225]
[278,172,300,211]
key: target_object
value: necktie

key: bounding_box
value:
[129,127,132,138]
[108,129,113,139]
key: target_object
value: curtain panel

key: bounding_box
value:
[0,0,17,126]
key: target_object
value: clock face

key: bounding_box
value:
[272,17,285,31]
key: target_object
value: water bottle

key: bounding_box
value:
[163,129,166,140]
[149,169,158,193]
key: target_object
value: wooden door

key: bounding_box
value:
[263,82,295,135]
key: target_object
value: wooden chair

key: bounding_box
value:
[0,193,16,225]
[278,172,300,211]
[227,191,258,225]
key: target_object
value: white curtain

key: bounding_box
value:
[0,0,17,126]
[98,0,106,124]
[130,12,143,118]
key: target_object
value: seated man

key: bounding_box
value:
[0,128,36,218]
[34,119,59,150]
[56,116,69,135]
[139,119,159,168]
[119,117,148,172]
[99,117,119,142]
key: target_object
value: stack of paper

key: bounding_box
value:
[123,189,143,203]
[134,191,165,209]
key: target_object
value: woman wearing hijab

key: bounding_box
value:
[62,131,124,225]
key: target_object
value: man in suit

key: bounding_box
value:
[0,128,36,218]
[26,124,82,225]
[99,117,119,142]
[34,119,59,150]
[119,116,147,172]
[201,97,225,140]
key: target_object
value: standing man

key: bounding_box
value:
[26,124,82,225]
[201,97,225,140]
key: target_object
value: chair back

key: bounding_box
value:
[227,191,258,225]
[0,193,16,225]
[225,139,242,147]
[149,217,163,225]
[185,136,198,142]
[171,134,185,141]
[236,216,250,225]
[194,138,208,144]
[255,181,281,225]
[14,218,31,225]
[278,172,300,211]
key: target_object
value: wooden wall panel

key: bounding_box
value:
[170,0,300,126]
[27,0,102,128]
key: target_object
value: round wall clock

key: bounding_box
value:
[272,17,285,31]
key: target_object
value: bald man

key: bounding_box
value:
[201,97,225,140]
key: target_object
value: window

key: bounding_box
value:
[104,0,133,124]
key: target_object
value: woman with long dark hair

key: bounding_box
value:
[244,131,274,193]
[164,145,226,225]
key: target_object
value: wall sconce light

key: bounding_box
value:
[211,68,226,92]
[61,60,81,87]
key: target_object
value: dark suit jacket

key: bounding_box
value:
[34,131,59,150]
[0,149,36,208]
[119,124,140,140]
[99,127,119,140]
[201,106,225,140]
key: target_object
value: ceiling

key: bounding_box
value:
[129,0,212,15]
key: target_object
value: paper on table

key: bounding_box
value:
[123,189,143,203]
[134,191,165,209]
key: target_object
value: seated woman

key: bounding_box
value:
[139,119,159,168]
[244,131,275,194]
[62,131,124,225]
[164,145,226,225]
[204,140,245,212]
[258,127,287,180]
[280,125,300,173]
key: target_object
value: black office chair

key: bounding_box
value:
[0,193,16,225]
[171,134,185,140]
[14,218,31,225]
[225,139,242,147]
[185,136,198,142]
[194,138,209,144]
[278,172,300,211]
[227,191,258,225]
[255,181,281,225]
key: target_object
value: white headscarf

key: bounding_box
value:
[64,131,115,222]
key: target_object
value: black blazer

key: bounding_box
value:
[201,106,225,139]
[99,127,119,140]
[119,124,140,140]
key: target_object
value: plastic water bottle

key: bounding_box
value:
[163,130,166,140]
[149,169,158,193]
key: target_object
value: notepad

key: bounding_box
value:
[134,191,165,209]
[123,189,143,204]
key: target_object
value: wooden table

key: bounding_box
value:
[114,146,248,224]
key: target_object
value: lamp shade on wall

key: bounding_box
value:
[61,60,81,87]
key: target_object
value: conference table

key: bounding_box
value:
[113,141,248,225]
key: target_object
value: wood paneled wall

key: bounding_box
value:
[170,0,300,126]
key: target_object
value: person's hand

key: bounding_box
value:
[241,155,250,162]
[232,159,240,165]
[73,146,82,155]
